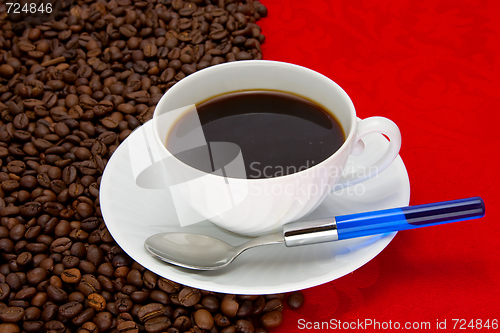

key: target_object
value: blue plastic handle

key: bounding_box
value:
[336,197,485,240]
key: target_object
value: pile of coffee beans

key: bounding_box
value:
[0,0,306,332]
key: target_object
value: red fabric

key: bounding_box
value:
[259,1,500,332]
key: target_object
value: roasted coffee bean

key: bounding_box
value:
[194,309,214,330]
[14,287,37,300]
[0,64,15,78]
[93,311,113,332]
[58,301,83,318]
[149,290,169,305]
[78,274,101,296]
[26,268,47,286]
[287,291,305,309]
[88,293,106,311]
[0,238,14,253]
[260,310,283,329]
[16,252,33,266]
[23,306,41,321]
[117,320,139,333]
[236,319,255,333]
[173,315,192,331]
[237,300,254,317]
[86,244,104,266]
[263,298,283,312]
[115,298,134,313]
[145,316,171,333]
[62,166,77,185]
[51,237,72,253]
[0,283,11,301]
[126,269,143,288]
[214,313,231,327]
[68,291,85,303]
[9,224,26,241]
[201,295,220,312]
[72,307,95,326]
[80,217,100,232]
[47,285,68,303]
[131,290,149,303]
[221,294,239,318]
[61,268,81,283]
[156,278,179,294]
[0,306,24,322]
[137,303,165,322]
[179,287,201,307]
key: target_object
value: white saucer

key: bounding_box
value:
[100,120,410,294]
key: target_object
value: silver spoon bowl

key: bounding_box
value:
[145,232,285,270]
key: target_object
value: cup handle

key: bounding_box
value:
[334,116,401,189]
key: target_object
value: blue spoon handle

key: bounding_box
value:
[336,197,485,240]
[283,197,485,246]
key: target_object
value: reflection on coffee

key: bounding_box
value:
[167,90,345,179]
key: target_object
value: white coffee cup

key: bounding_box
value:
[152,60,401,236]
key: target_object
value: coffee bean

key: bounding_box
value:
[145,316,171,333]
[88,293,106,311]
[115,298,134,313]
[287,291,305,309]
[0,283,11,301]
[179,287,201,307]
[126,269,143,288]
[236,319,255,333]
[117,320,139,333]
[47,285,68,303]
[0,307,24,322]
[237,299,254,317]
[138,303,165,322]
[61,268,81,283]
[209,29,229,40]
[236,51,253,60]
[0,323,21,333]
[173,315,191,331]
[93,311,113,332]
[9,224,26,242]
[260,310,283,329]
[194,309,214,330]
[59,301,83,318]
[213,313,230,327]
[51,237,72,253]
[72,307,95,326]
[16,252,33,266]
[78,274,101,296]
[26,267,47,286]
[62,165,77,185]
[221,294,239,318]
[263,298,283,312]
[149,290,169,305]
[119,24,137,38]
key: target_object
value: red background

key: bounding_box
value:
[259,1,500,332]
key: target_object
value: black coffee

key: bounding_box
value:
[167,90,345,179]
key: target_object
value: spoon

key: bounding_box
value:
[145,197,485,270]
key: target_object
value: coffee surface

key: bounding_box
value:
[168,90,345,179]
